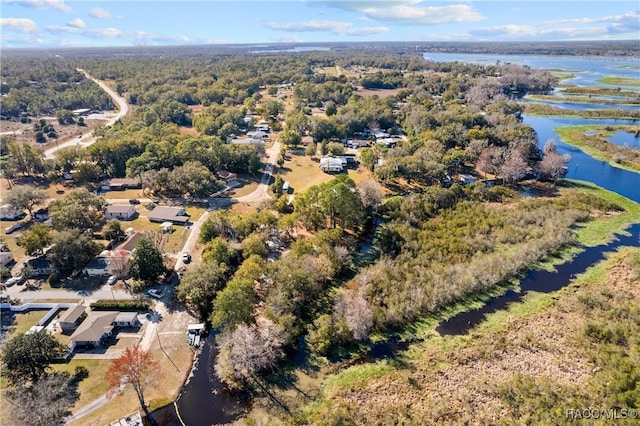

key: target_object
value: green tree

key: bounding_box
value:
[16,223,52,256]
[49,188,106,231]
[279,129,301,147]
[128,238,164,284]
[242,232,269,259]
[359,148,378,171]
[176,261,228,319]
[210,278,257,329]
[48,230,101,276]
[102,219,124,242]
[4,185,46,220]
[1,332,66,384]
[202,237,232,265]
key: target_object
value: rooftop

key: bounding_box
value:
[149,206,190,224]
[70,311,118,343]
[58,304,86,324]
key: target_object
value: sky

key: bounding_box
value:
[1,0,639,49]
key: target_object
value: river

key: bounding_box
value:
[422,51,640,338]
[167,52,640,423]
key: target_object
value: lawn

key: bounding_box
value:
[4,310,48,339]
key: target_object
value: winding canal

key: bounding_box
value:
[167,52,639,423]
[427,52,640,337]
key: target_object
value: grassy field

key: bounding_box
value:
[597,75,640,87]
[555,125,640,173]
[526,94,640,105]
[3,310,48,338]
[278,151,374,195]
[295,246,640,424]
[239,181,640,424]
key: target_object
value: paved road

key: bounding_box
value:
[235,141,281,203]
[3,283,133,302]
[44,69,129,160]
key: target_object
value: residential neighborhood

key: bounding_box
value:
[1,30,637,426]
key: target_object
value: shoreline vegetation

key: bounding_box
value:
[555,125,640,173]
[522,102,640,119]
[526,94,640,106]
[297,244,640,425]
[245,181,640,424]
[555,84,640,97]
[597,76,640,87]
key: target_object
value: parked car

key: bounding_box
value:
[5,276,26,286]
[147,288,164,299]
[106,275,117,286]
[181,252,191,263]
[5,222,24,235]
[129,199,140,204]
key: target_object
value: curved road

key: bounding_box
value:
[44,69,129,160]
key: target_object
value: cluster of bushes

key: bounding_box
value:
[90,300,150,311]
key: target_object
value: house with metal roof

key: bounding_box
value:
[105,204,137,220]
[148,206,190,224]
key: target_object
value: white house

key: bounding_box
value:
[58,304,87,332]
[113,312,141,327]
[83,256,111,277]
[105,205,137,220]
[458,174,477,185]
[320,156,345,173]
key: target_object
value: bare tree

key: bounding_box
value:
[358,179,384,212]
[499,150,528,184]
[334,290,374,341]
[539,139,570,182]
[477,146,505,178]
[108,249,130,278]
[215,318,286,389]
[5,372,78,426]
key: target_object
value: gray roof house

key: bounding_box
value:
[113,312,141,328]
[100,178,142,191]
[148,206,190,224]
[70,311,119,347]
[58,304,87,332]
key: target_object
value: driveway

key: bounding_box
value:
[235,141,281,203]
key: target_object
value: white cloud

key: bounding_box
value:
[95,27,122,38]
[89,7,112,19]
[472,10,639,40]
[268,20,388,36]
[67,18,85,29]
[1,18,38,32]
[5,0,71,12]
[314,1,485,25]
[470,24,606,40]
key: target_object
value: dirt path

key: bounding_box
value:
[44,69,129,160]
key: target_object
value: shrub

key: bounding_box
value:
[48,273,60,286]
[90,300,150,311]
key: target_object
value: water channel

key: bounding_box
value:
[167,52,640,423]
